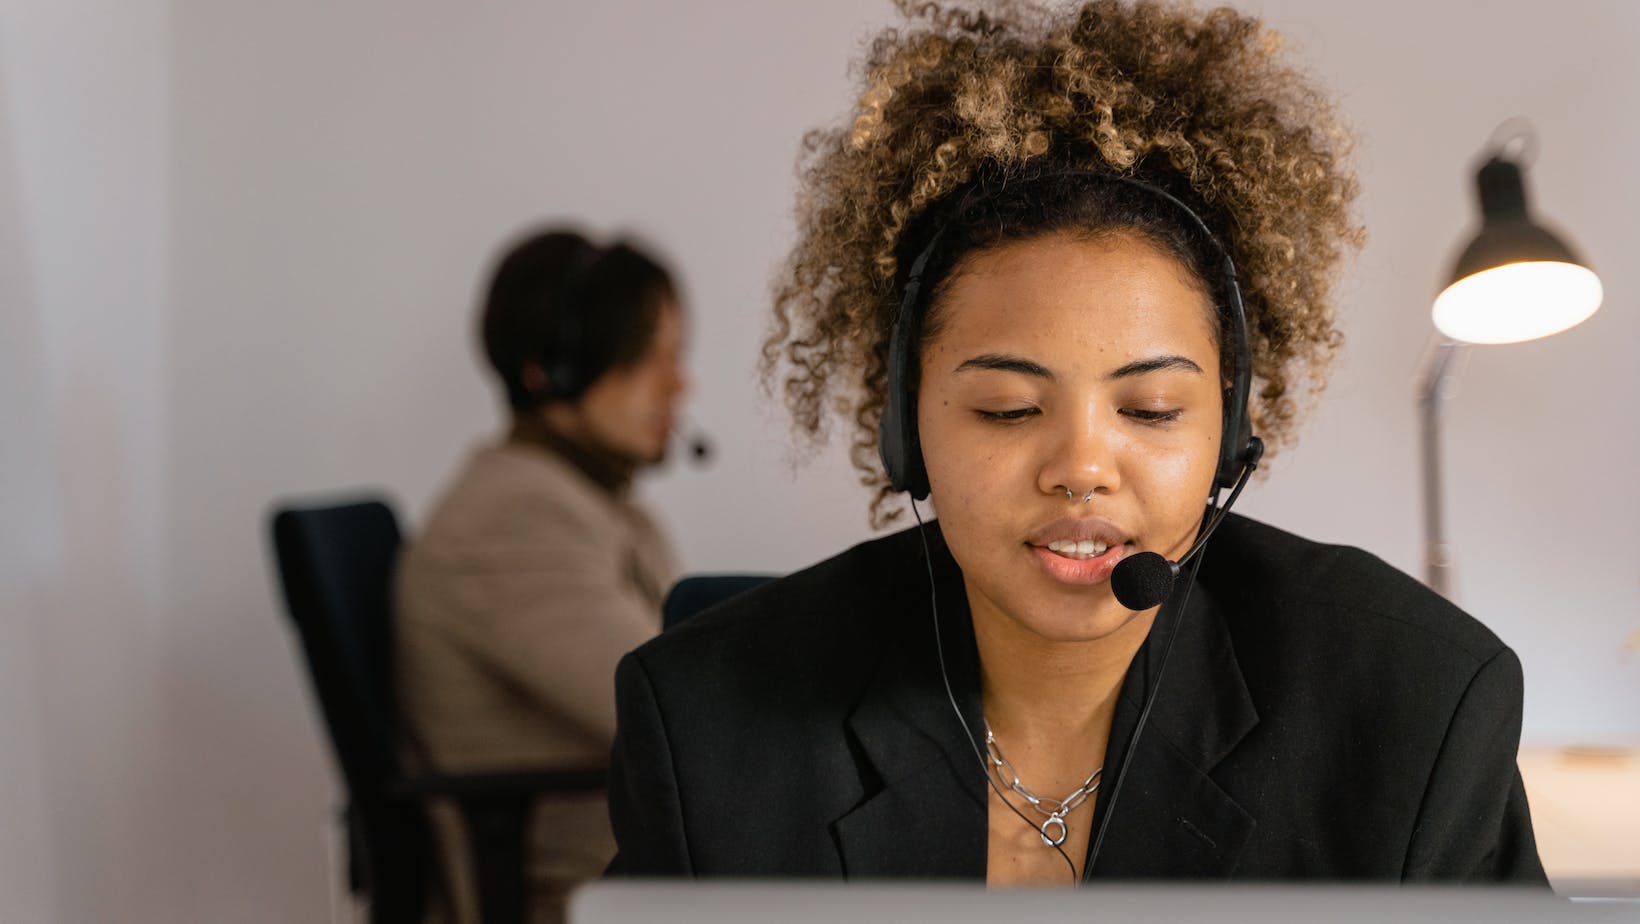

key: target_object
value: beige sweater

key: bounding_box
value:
[395,439,676,923]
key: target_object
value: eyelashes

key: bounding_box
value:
[972,407,1185,425]
[974,407,1039,423]
[1121,408,1184,423]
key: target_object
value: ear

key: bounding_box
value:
[520,361,550,399]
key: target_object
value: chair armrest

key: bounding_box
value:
[390,767,607,924]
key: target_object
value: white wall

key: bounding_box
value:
[3,0,1636,920]
[1,0,174,920]
[1225,0,1640,744]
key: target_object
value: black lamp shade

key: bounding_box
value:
[1433,155,1602,344]
[1447,157,1585,285]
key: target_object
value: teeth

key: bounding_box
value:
[1046,539,1109,558]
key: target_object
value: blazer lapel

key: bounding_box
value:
[831,522,1262,880]
[1086,579,1260,878]
[833,524,988,879]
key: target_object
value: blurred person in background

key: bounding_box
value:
[396,227,687,923]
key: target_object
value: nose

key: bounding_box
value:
[1036,408,1121,500]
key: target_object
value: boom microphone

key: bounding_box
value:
[678,413,714,466]
[686,432,713,464]
[1110,552,1180,611]
[1108,437,1263,610]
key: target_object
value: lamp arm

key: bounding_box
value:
[1417,337,1464,598]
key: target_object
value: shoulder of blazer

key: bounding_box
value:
[1201,513,1510,671]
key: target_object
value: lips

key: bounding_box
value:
[1024,516,1129,549]
[1045,538,1111,559]
[1024,516,1133,586]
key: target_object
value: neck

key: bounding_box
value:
[971,591,1156,743]
[509,414,634,496]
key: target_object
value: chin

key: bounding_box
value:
[630,440,668,467]
[608,433,666,467]
[1018,594,1142,644]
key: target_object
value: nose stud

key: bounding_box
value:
[1057,486,1096,504]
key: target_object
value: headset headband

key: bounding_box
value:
[877,171,1258,499]
[542,243,604,400]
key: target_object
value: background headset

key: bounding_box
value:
[877,172,1259,502]
[526,241,716,463]
[537,242,605,402]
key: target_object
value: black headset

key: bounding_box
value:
[877,173,1258,500]
[538,243,605,402]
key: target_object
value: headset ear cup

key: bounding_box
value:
[908,443,930,499]
[1215,393,1255,490]
[877,408,907,492]
[542,242,602,404]
[1216,254,1255,492]
[879,405,931,500]
[880,271,933,500]
[547,358,578,400]
[901,411,930,500]
[879,342,931,499]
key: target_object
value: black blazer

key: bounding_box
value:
[607,515,1545,882]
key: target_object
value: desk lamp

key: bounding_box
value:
[1419,122,1603,598]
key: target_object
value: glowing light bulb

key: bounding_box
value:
[1431,260,1602,345]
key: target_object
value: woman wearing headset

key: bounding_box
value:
[607,0,1544,885]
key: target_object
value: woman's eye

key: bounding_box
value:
[974,407,1039,423]
[1121,407,1184,423]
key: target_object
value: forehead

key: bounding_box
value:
[925,231,1219,371]
[648,296,684,346]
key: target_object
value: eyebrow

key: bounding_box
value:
[954,353,1056,381]
[952,352,1204,382]
[1106,355,1204,380]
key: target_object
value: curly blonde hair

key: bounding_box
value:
[762,0,1363,526]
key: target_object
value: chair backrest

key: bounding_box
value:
[662,574,777,630]
[270,498,405,797]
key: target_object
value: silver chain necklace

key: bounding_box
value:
[983,723,1103,848]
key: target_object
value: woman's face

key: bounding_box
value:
[916,230,1223,642]
[574,299,689,465]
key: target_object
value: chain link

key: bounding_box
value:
[983,724,1102,847]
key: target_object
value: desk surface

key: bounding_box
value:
[1517,744,1640,889]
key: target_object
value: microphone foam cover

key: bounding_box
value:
[1111,551,1178,610]
[690,436,712,463]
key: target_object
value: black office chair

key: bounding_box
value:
[662,574,777,630]
[270,497,603,924]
